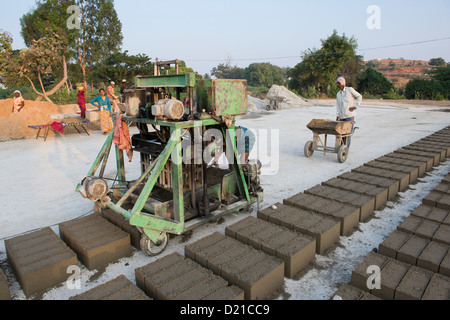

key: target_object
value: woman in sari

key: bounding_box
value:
[90,89,113,133]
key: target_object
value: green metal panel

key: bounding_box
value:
[135,73,196,88]
[197,79,248,116]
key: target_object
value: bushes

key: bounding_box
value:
[357,68,394,96]
[405,79,445,100]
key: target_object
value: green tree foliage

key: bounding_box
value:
[0,32,13,82]
[245,63,285,87]
[429,57,446,67]
[94,51,153,84]
[405,66,450,100]
[288,30,363,97]
[357,68,394,96]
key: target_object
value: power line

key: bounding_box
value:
[177,36,450,63]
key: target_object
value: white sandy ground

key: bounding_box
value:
[0,101,449,300]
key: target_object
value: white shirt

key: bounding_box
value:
[336,87,362,120]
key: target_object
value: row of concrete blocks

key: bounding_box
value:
[0,213,134,299]
[331,172,450,300]
[65,126,450,301]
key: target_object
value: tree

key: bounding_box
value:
[429,58,446,67]
[13,33,68,103]
[245,63,285,87]
[288,30,363,97]
[0,32,13,83]
[94,51,153,83]
[75,0,123,82]
[211,56,245,79]
[357,68,394,96]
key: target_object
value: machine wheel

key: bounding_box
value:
[337,145,349,163]
[140,233,168,256]
[304,141,314,158]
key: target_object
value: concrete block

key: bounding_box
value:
[306,217,341,254]
[185,232,284,300]
[422,273,450,300]
[397,216,424,234]
[352,166,409,192]
[4,227,77,297]
[395,266,434,300]
[432,224,450,246]
[378,230,410,259]
[437,194,450,210]
[387,152,434,172]
[395,148,440,167]
[226,217,316,278]
[70,275,150,300]
[331,283,364,300]
[414,220,441,241]
[338,172,399,201]
[202,285,245,300]
[423,191,444,207]
[101,209,142,249]
[257,203,313,229]
[427,208,449,225]
[396,235,429,266]
[350,252,389,292]
[59,214,131,271]
[377,259,411,300]
[417,241,449,273]
[0,268,11,300]
[440,251,450,277]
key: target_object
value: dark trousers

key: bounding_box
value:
[340,117,354,148]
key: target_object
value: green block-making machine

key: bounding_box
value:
[77,60,263,256]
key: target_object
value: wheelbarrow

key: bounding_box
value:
[304,119,358,163]
[266,96,284,111]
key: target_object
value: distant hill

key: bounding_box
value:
[364,59,434,87]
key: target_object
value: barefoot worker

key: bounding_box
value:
[90,88,113,133]
[336,77,362,148]
[12,90,25,113]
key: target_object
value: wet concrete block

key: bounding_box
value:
[0,268,10,300]
[432,224,450,246]
[101,209,142,250]
[387,152,434,172]
[365,161,419,184]
[422,273,450,300]
[395,266,434,300]
[331,283,364,300]
[306,217,340,254]
[406,143,447,161]
[376,156,427,178]
[59,214,131,271]
[439,251,450,277]
[202,285,245,300]
[396,235,429,266]
[434,182,450,194]
[4,227,78,297]
[395,148,440,167]
[338,172,399,201]
[323,178,388,211]
[377,259,411,300]
[437,194,450,210]
[350,252,389,292]
[186,233,284,300]
[423,191,444,207]
[226,217,316,278]
[427,208,449,225]
[417,241,449,273]
[378,230,410,259]
[414,220,441,241]
[397,216,424,234]
[352,166,410,192]
[257,203,313,229]
[70,275,150,300]
[284,194,359,236]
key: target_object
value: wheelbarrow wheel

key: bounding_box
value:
[337,145,349,163]
[304,141,314,158]
[140,233,168,256]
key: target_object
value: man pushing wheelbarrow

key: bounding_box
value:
[304,77,362,163]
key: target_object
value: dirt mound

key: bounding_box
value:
[0,99,86,141]
[265,85,311,108]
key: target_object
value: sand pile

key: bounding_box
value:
[0,99,86,141]
[266,85,311,108]
[247,95,268,112]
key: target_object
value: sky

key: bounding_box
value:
[1,0,449,75]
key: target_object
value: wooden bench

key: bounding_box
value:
[28,120,91,141]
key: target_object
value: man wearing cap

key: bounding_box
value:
[107,81,119,113]
[12,90,25,113]
[336,77,362,148]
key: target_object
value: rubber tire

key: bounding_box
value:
[140,233,168,256]
[304,141,314,158]
[337,145,349,163]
